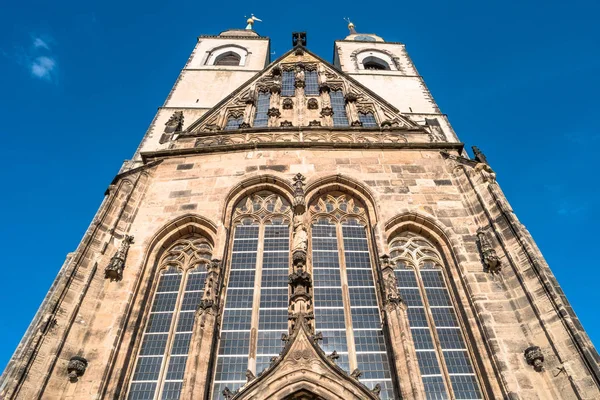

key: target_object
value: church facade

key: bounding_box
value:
[1,25,599,400]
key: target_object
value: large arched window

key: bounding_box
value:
[212,192,292,398]
[309,192,395,399]
[390,232,483,400]
[127,235,213,400]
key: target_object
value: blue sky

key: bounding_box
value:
[0,0,598,372]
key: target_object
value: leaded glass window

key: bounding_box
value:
[310,193,395,399]
[330,90,349,127]
[282,70,296,96]
[390,232,483,400]
[224,115,244,130]
[253,91,270,128]
[212,192,292,399]
[359,111,378,128]
[305,70,319,95]
[128,236,212,400]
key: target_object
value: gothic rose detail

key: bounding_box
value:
[320,107,334,117]
[67,356,88,382]
[267,108,281,118]
[282,98,293,109]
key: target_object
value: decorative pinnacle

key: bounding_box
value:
[344,17,357,34]
[245,14,262,30]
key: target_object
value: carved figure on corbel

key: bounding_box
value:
[350,368,363,379]
[524,346,544,372]
[307,98,319,110]
[327,350,339,362]
[295,65,305,80]
[105,235,134,281]
[67,356,88,382]
[380,255,403,308]
[271,65,281,76]
[292,216,308,261]
[222,387,234,400]
[371,384,382,396]
[246,369,256,382]
[292,173,306,214]
[476,230,501,274]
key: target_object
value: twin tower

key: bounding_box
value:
[1,27,599,400]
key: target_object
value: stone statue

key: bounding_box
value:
[292,215,308,253]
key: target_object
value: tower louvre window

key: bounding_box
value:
[225,115,244,130]
[390,232,483,400]
[212,192,292,399]
[310,193,396,399]
[305,70,319,95]
[127,237,212,400]
[253,92,271,127]
[330,90,349,127]
[359,112,378,127]
[214,52,241,66]
[362,56,391,70]
[281,70,296,96]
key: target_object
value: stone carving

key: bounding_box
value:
[239,122,251,129]
[351,368,362,379]
[164,111,184,133]
[380,255,402,308]
[345,92,358,103]
[280,120,293,127]
[292,173,306,214]
[222,387,234,399]
[327,350,339,362]
[267,108,281,118]
[475,162,497,183]
[271,66,281,76]
[105,235,134,281]
[294,79,305,89]
[308,120,321,127]
[472,146,488,164]
[282,98,293,109]
[67,355,88,382]
[281,333,290,344]
[477,230,501,274]
[319,82,331,93]
[372,384,382,396]
[295,47,304,56]
[307,98,319,110]
[524,346,544,372]
[292,31,307,47]
[320,107,334,117]
[351,120,363,127]
[246,369,256,381]
[312,332,323,343]
[292,216,308,256]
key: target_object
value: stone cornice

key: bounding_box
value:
[141,141,464,163]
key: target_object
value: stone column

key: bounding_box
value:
[380,255,426,400]
[181,259,222,400]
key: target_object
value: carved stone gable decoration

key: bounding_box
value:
[164,111,184,133]
[228,316,380,400]
[477,229,501,274]
[524,346,545,372]
[292,173,307,214]
[67,356,88,382]
[184,47,420,135]
[105,235,134,281]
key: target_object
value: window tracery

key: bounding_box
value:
[212,191,292,398]
[309,192,395,399]
[389,231,483,400]
[127,236,213,400]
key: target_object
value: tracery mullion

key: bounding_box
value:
[247,222,265,374]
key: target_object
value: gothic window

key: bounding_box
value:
[304,70,319,95]
[359,111,378,128]
[127,236,213,400]
[390,232,483,400]
[310,193,395,399]
[212,192,292,398]
[330,90,349,127]
[224,114,244,130]
[253,91,271,127]
[282,70,296,96]
[214,52,241,66]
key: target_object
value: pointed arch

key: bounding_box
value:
[305,174,379,224]
[221,174,295,224]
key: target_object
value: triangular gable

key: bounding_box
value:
[184,46,421,134]
[226,316,380,400]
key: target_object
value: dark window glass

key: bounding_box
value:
[330,90,349,126]
[305,70,319,95]
[282,70,295,96]
[253,91,270,128]
[359,112,378,127]
[224,115,244,130]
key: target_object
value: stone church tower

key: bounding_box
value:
[2,23,599,400]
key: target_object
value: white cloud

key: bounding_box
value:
[30,56,56,79]
[33,37,50,50]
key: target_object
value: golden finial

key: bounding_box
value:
[245,14,263,30]
[344,17,357,34]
